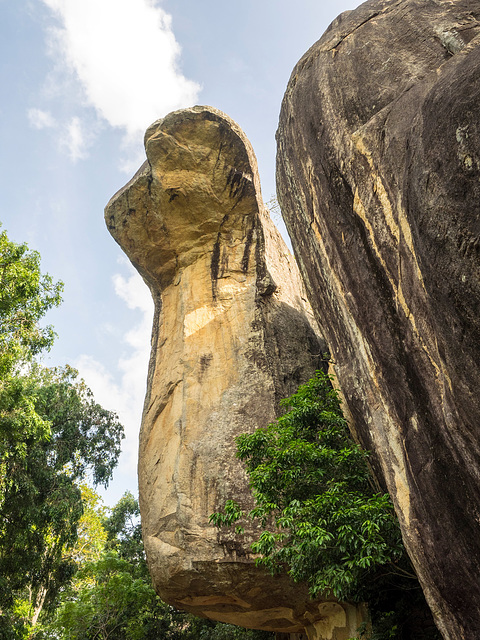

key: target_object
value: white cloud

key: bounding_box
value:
[27,107,56,129]
[40,0,201,142]
[61,116,90,161]
[113,268,152,315]
[75,262,154,499]
[27,108,93,161]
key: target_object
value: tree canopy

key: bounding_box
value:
[211,371,440,638]
[52,492,273,640]
[211,371,404,600]
[0,227,124,634]
[0,228,63,473]
[0,366,124,613]
[0,228,62,378]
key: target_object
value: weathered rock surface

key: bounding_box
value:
[276,2,480,638]
[105,106,364,638]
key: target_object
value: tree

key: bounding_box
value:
[0,366,124,627]
[0,227,124,635]
[0,367,123,624]
[211,371,440,638]
[0,227,63,507]
[103,491,144,572]
[211,371,404,599]
[68,484,108,567]
[51,493,274,640]
[0,227,62,378]
[57,552,160,640]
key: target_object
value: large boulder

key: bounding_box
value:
[105,106,365,638]
[276,1,480,638]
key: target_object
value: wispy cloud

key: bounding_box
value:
[75,261,154,499]
[27,107,56,129]
[37,0,201,166]
[60,116,90,161]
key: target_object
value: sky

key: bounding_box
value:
[1,0,362,506]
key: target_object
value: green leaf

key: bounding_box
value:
[209,371,429,638]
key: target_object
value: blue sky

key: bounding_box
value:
[1,0,361,505]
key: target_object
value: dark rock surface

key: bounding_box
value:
[276,1,480,638]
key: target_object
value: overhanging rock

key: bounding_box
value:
[105,106,365,638]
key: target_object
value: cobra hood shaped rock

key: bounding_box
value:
[105,106,365,638]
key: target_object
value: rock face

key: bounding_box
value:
[105,106,364,638]
[276,2,480,638]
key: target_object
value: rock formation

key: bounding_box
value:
[276,1,480,638]
[105,106,365,638]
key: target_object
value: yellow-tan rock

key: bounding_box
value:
[105,106,364,638]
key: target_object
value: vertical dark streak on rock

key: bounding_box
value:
[226,167,252,200]
[213,140,225,174]
[241,223,255,273]
[210,213,230,301]
[210,234,221,302]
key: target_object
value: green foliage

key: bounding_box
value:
[70,485,108,566]
[211,372,440,638]
[56,552,159,640]
[46,492,273,640]
[0,227,62,378]
[0,366,124,615]
[33,365,124,487]
[211,371,404,602]
[103,491,144,572]
[0,228,63,480]
[0,227,124,637]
